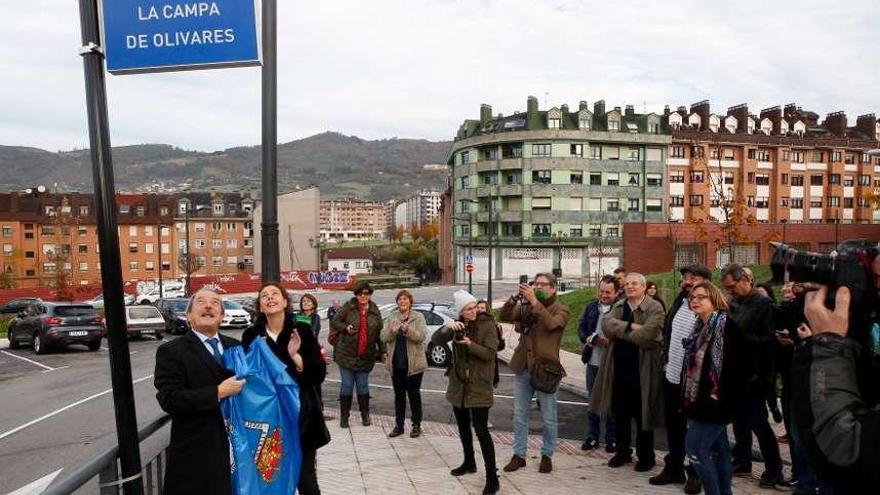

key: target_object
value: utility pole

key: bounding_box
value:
[76,0,143,491]
[260,0,280,283]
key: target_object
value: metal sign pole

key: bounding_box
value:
[260,0,280,283]
[76,0,143,492]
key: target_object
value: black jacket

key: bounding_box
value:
[242,314,330,451]
[154,330,239,495]
[577,299,601,364]
[728,289,775,386]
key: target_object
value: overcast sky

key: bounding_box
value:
[1,0,878,152]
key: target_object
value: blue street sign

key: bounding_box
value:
[101,0,261,74]
[465,254,474,265]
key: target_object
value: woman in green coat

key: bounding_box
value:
[330,282,385,428]
[432,290,499,495]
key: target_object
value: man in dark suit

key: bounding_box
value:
[155,289,245,495]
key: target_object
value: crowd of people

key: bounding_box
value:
[153,256,879,495]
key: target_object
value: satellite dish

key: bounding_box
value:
[37,185,46,193]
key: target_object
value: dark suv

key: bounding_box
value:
[7,302,105,353]
[154,298,190,335]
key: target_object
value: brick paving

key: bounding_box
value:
[317,406,777,494]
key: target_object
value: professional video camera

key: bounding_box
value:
[769,239,878,315]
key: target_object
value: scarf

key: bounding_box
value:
[681,310,726,407]
[357,307,368,357]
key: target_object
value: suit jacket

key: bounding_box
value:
[155,330,239,495]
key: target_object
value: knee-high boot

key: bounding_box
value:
[357,394,371,426]
[339,395,353,428]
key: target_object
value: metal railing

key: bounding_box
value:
[44,414,170,495]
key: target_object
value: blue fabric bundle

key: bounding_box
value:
[222,338,302,494]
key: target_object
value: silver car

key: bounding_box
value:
[124,305,165,339]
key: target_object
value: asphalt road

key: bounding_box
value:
[0,297,592,494]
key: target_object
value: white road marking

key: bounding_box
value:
[41,366,70,374]
[0,351,56,372]
[6,468,63,495]
[0,375,154,442]
[323,378,589,407]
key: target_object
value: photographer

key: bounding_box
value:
[499,272,571,475]
[432,290,499,495]
[792,260,880,493]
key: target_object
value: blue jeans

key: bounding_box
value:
[513,370,558,457]
[686,420,733,495]
[586,364,615,443]
[338,367,370,396]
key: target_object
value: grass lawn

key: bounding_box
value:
[557,264,774,354]
[0,318,9,339]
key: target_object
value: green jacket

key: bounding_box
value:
[589,295,666,429]
[331,299,386,372]
[432,313,498,409]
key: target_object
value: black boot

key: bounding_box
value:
[339,395,352,429]
[357,394,371,426]
[450,458,476,476]
[482,470,499,495]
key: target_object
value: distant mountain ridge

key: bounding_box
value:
[0,132,452,202]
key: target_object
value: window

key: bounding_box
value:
[646,199,662,212]
[119,204,130,214]
[649,122,660,134]
[128,243,138,253]
[810,175,823,186]
[690,171,704,183]
[1,226,10,237]
[723,149,735,161]
[160,206,170,216]
[145,261,154,272]
[128,261,138,272]
[589,173,601,185]
[212,222,222,232]
[781,173,789,185]
[481,172,497,185]
[590,146,602,159]
[227,239,237,249]
[195,239,206,248]
[606,226,620,237]
[756,197,769,208]
[844,198,854,208]
[646,173,662,187]
[460,151,470,164]
[213,256,223,266]
[243,256,254,266]
[549,118,561,129]
[532,144,551,157]
[43,262,57,273]
[78,244,88,254]
[501,143,523,158]
[608,119,620,131]
[532,224,551,237]
[213,203,224,215]
[482,147,498,160]
[792,151,805,163]
[606,199,620,212]
[810,198,823,208]
[780,197,789,208]
[2,244,11,255]
[136,206,145,217]
[670,196,684,207]
[831,151,842,162]
[628,198,640,211]
[505,172,522,185]
[580,118,591,131]
[862,153,871,164]
[859,197,869,208]
[790,198,804,209]
[212,239,223,249]
[41,225,54,236]
[532,170,552,184]
[723,172,734,185]
[710,149,719,160]
[844,176,854,187]
[79,262,88,272]
[570,144,583,157]
[844,153,855,164]
[589,225,602,237]
[503,223,522,237]
[690,195,704,206]
[783,150,791,161]
[606,173,619,186]
[747,172,755,184]
[670,146,685,158]
[791,175,804,186]
[570,227,583,237]
[570,171,583,184]
[627,149,641,161]
[531,197,551,210]
[859,175,871,186]
[827,197,840,207]
[628,173,640,186]
[756,174,770,186]
[460,176,470,188]
[829,174,841,185]
[669,172,685,183]
[693,146,705,158]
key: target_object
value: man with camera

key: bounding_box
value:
[499,272,571,474]
[790,251,880,494]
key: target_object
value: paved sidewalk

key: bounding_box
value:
[317,407,773,494]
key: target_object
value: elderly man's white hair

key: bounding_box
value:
[625,272,647,286]
[185,288,226,315]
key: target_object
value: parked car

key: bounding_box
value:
[383,302,457,367]
[137,282,185,305]
[124,305,165,339]
[84,293,136,310]
[226,295,257,321]
[154,297,190,335]
[7,302,105,354]
[221,299,252,329]
[0,297,43,317]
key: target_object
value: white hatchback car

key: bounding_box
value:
[221,299,252,329]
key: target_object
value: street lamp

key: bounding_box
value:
[452,213,474,294]
[462,198,491,300]
[180,199,207,298]
[552,230,567,278]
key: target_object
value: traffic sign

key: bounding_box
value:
[102,0,261,74]
[465,263,474,273]
[465,254,475,265]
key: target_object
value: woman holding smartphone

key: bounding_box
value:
[381,290,428,438]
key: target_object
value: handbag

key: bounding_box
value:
[530,356,566,393]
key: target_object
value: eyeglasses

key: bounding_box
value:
[356,292,371,296]
[533,282,552,288]
[688,294,709,302]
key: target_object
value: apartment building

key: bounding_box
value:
[320,198,388,242]
[664,101,880,225]
[391,189,442,232]
[0,191,256,289]
[447,96,671,282]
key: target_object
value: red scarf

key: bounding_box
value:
[357,307,368,356]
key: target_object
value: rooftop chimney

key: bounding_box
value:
[561,104,569,114]
[579,100,589,111]
[727,104,749,133]
[823,111,848,137]
[594,99,606,115]
[663,105,670,116]
[690,100,710,131]
[480,104,492,125]
[527,96,540,130]
[760,105,782,134]
[625,105,635,117]
[856,113,877,140]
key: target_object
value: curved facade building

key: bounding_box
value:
[447,96,671,282]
